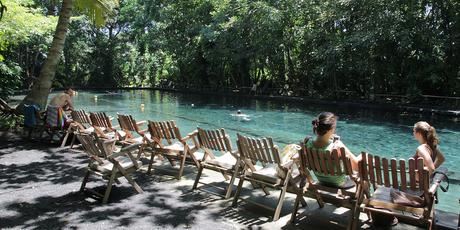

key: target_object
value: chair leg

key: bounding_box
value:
[136,144,145,160]
[60,126,73,147]
[290,193,302,224]
[300,197,307,207]
[315,191,325,208]
[124,173,143,194]
[147,152,155,174]
[192,165,204,190]
[177,152,188,180]
[261,184,270,196]
[102,170,118,204]
[225,169,239,199]
[69,134,76,149]
[273,184,288,221]
[232,175,245,207]
[349,184,365,230]
[80,169,91,192]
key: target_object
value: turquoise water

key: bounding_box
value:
[68,90,459,212]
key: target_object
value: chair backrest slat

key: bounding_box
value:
[366,154,375,186]
[374,156,382,185]
[217,130,228,151]
[302,146,352,177]
[326,150,335,175]
[310,149,321,172]
[399,159,407,191]
[409,158,416,190]
[215,130,225,150]
[333,151,342,174]
[76,133,107,163]
[118,114,139,132]
[360,153,430,193]
[237,134,279,165]
[71,110,91,125]
[148,120,182,144]
[417,158,425,191]
[382,158,390,187]
[261,139,272,162]
[318,150,327,174]
[197,128,232,152]
[341,149,353,175]
[391,159,399,189]
[90,112,112,129]
[268,138,280,163]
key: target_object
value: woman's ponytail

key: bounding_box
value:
[426,125,439,153]
[414,121,439,153]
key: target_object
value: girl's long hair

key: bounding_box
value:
[414,121,440,155]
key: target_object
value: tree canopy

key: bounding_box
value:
[1,0,459,103]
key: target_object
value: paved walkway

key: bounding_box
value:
[0,132,456,229]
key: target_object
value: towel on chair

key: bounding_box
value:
[46,105,67,128]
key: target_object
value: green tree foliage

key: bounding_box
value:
[0,0,57,98]
[4,0,460,101]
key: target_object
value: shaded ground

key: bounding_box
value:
[0,131,457,229]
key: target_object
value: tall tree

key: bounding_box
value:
[17,0,118,111]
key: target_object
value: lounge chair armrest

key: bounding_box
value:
[429,167,448,194]
[136,120,147,126]
[230,150,239,158]
[108,143,143,159]
[139,128,148,134]
[103,138,118,146]
[180,130,199,142]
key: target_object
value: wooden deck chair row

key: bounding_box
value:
[76,132,144,204]
[359,152,447,229]
[145,120,203,180]
[290,143,364,230]
[89,112,124,140]
[232,134,304,221]
[192,127,242,199]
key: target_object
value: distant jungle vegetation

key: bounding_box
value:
[1,0,459,105]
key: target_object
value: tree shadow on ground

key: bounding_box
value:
[0,148,87,190]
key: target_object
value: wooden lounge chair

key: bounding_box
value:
[145,120,203,180]
[89,112,124,139]
[192,127,242,199]
[76,132,144,204]
[61,109,94,148]
[359,152,446,229]
[117,114,149,145]
[290,144,364,229]
[0,98,18,119]
[232,134,300,221]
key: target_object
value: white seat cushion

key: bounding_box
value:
[91,156,141,173]
[204,152,237,170]
[248,163,281,184]
[192,151,205,161]
[163,141,195,152]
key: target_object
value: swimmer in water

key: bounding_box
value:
[231,110,251,121]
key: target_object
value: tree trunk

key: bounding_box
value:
[17,0,74,112]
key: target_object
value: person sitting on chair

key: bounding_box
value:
[49,88,75,112]
[305,112,361,188]
[412,121,445,174]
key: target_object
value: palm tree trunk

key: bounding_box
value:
[17,0,74,112]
